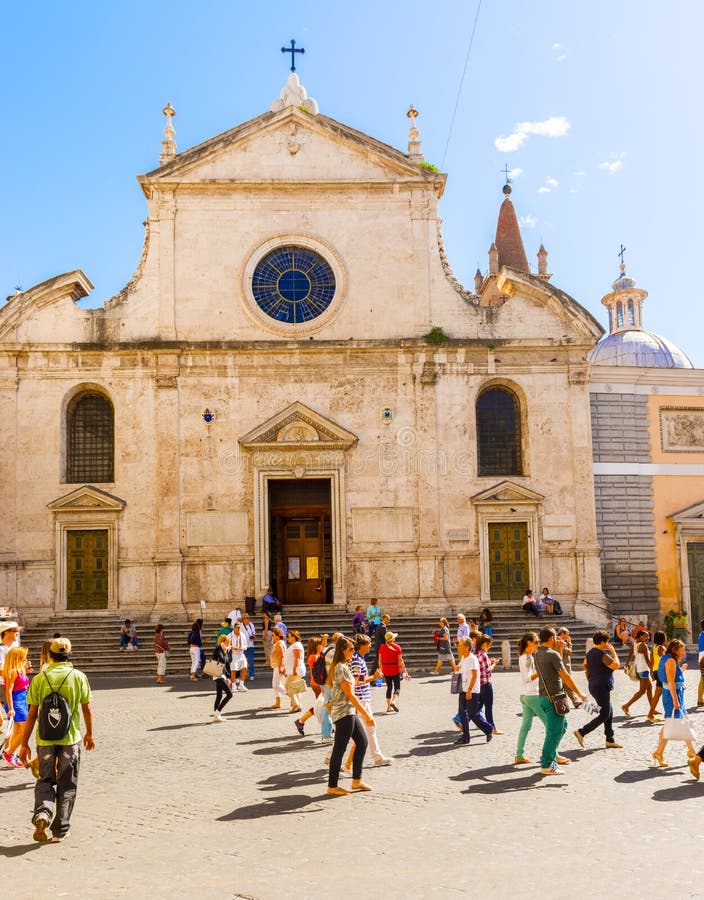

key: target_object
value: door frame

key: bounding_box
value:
[253,465,346,606]
[671,500,704,639]
[272,507,329,604]
[48,486,125,613]
[487,521,530,603]
[471,482,543,605]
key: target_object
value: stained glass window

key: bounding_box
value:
[252,246,335,324]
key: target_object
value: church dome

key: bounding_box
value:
[589,259,694,368]
[589,330,694,368]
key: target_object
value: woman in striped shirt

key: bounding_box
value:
[344,635,392,770]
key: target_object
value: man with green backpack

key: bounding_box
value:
[19,637,95,844]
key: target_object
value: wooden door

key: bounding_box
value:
[687,542,704,632]
[281,517,326,604]
[488,522,528,602]
[67,530,109,610]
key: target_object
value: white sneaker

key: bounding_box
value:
[211,712,223,722]
[238,682,248,692]
[374,756,393,766]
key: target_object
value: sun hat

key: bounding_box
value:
[384,631,398,643]
[0,621,21,637]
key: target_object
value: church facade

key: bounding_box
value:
[0,75,608,624]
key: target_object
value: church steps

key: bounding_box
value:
[17,610,623,676]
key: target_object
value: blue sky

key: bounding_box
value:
[1,1,701,362]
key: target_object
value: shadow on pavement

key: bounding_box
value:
[0,781,34,796]
[614,766,683,784]
[146,721,212,732]
[218,793,324,820]
[462,773,548,794]
[0,842,45,858]
[251,740,319,755]
[651,782,704,801]
[258,769,327,791]
[449,763,518,781]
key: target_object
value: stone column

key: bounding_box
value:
[0,355,18,606]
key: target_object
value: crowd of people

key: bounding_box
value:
[2,602,704,840]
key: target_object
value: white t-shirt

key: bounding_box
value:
[227,609,243,625]
[284,641,306,677]
[241,622,256,648]
[519,653,539,696]
[459,652,481,694]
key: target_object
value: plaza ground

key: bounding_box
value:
[1,666,703,899]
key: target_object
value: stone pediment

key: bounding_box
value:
[239,402,357,451]
[139,106,444,190]
[48,485,126,512]
[669,500,704,523]
[471,481,545,505]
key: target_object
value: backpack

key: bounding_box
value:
[312,653,328,686]
[552,599,563,616]
[38,670,73,741]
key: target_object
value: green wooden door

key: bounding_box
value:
[687,542,704,633]
[67,530,109,610]
[488,522,528,602]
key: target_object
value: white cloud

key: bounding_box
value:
[551,43,567,61]
[598,158,624,174]
[552,43,561,50]
[508,167,523,180]
[538,176,559,194]
[573,170,586,177]
[545,177,559,189]
[520,214,538,228]
[494,116,570,153]
[556,53,567,62]
[538,186,550,194]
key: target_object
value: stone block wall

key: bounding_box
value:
[590,393,651,462]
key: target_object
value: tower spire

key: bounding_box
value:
[406,105,424,163]
[491,183,529,272]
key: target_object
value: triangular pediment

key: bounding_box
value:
[669,499,704,523]
[471,481,545,505]
[239,402,358,450]
[48,485,126,512]
[139,107,443,190]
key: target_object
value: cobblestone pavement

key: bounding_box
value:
[1,665,703,900]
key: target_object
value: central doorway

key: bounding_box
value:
[66,529,109,610]
[488,522,528,602]
[269,479,332,604]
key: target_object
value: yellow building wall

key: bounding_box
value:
[648,394,704,615]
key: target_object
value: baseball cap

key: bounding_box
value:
[50,637,72,655]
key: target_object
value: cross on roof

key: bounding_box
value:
[618,243,627,265]
[281,39,305,72]
[502,163,512,184]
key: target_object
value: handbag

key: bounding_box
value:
[663,714,696,742]
[534,654,570,716]
[450,671,463,695]
[285,675,307,695]
[625,658,639,682]
[203,658,225,678]
[1,709,13,743]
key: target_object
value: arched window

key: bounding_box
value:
[627,299,634,326]
[616,302,624,327]
[66,392,114,483]
[476,387,522,476]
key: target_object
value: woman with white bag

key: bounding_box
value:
[651,639,697,767]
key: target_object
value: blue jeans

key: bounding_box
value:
[457,692,492,740]
[478,682,495,729]
[34,744,81,838]
[120,634,139,649]
[245,646,255,677]
[321,686,333,739]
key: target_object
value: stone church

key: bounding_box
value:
[0,73,611,624]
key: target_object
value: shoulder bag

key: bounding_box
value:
[534,653,570,716]
[663,712,696,742]
[450,671,463,695]
[203,658,225,678]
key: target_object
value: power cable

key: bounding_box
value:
[440,0,482,170]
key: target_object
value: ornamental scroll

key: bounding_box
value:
[661,408,704,452]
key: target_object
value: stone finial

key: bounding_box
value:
[474,268,483,292]
[407,104,424,162]
[488,242,499,275]
[271,72,319,115]
[537,243,550,278]
[160,102,177,166]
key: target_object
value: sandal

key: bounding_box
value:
[351,780,372,792]
[326,786,349,796]
[651,751,668,768]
